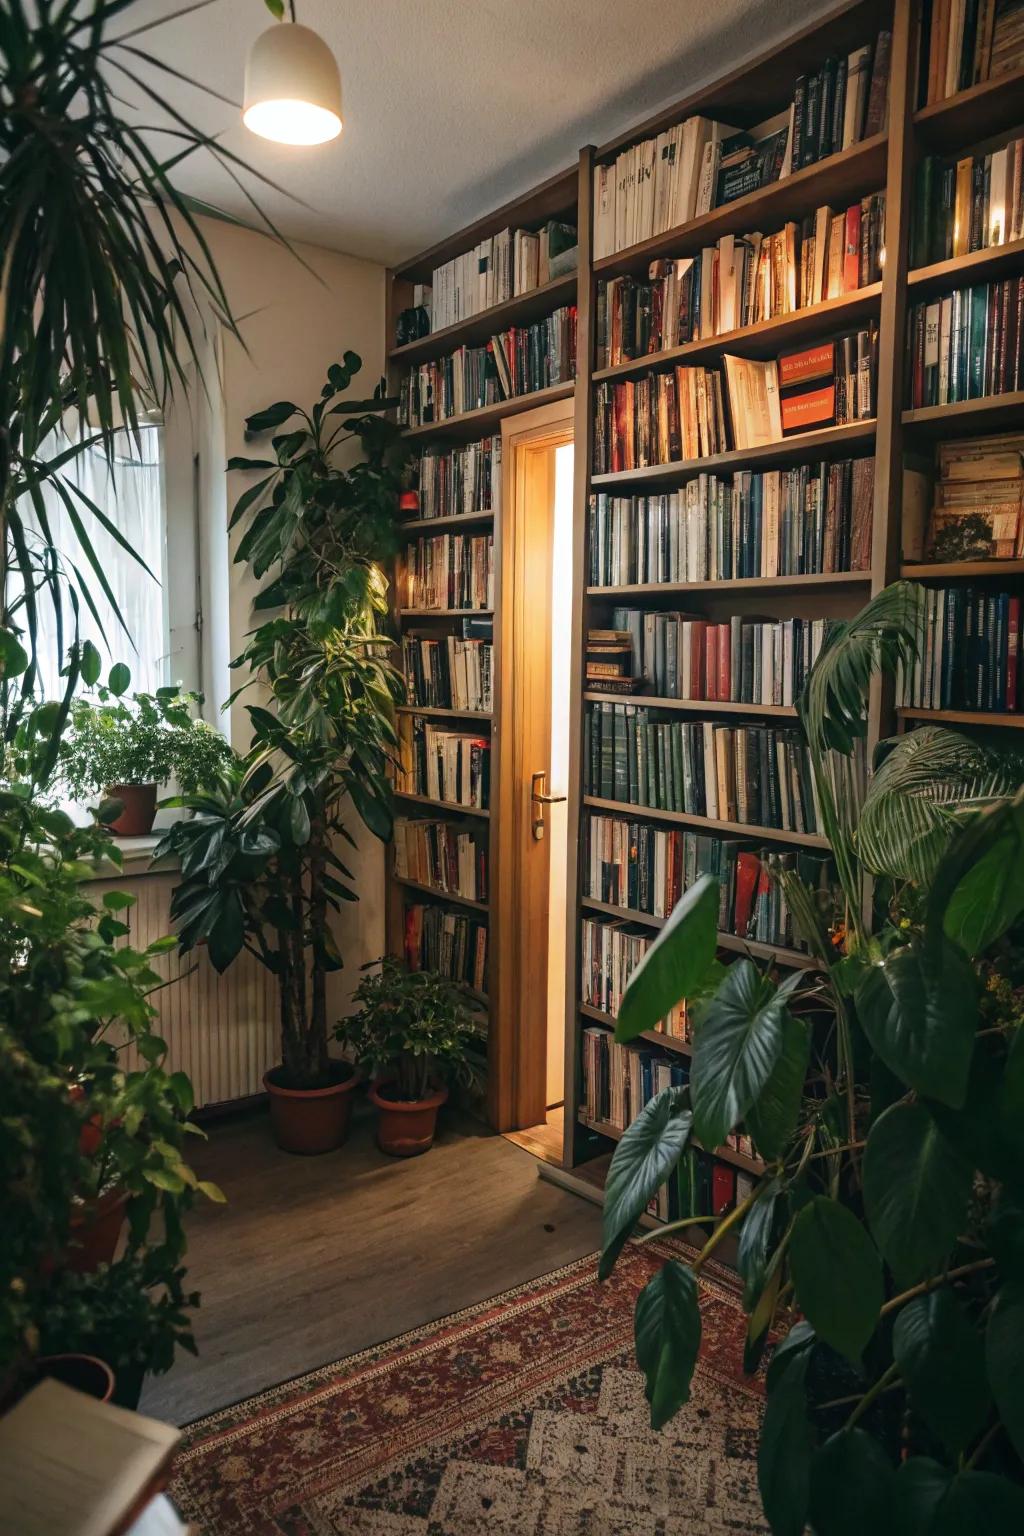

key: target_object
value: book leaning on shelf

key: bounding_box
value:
[594,196,885,366]
[427,220,578,334]
[397,716,492,808]
[402,623,493,712]
[912,136,1024,268]
[416,439,502,521]
[405,902,488,995]
[402,531,494,610]
[588,458,874,584]
[897,585,1022,713]
[581,917,689,1036]
[393,817,488,903]
[907,281,1024,409]
[918,433,1024,563]
[916,0,1024,109]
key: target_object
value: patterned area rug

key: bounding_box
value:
[171,1242,768,1534]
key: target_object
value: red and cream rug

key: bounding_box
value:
[171,1241,768,1534]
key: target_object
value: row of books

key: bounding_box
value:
[416,439,502,522]
[592,330,878,473]
[397,307,577,427]
[580,916,687,1037]
[920,432,1024,563]
[907,280,1024,409]
[601,610,831,708]
[912,140,1024,270]
[587,458,874,585]
[401,532,494,611]
[397,717,492,809]
[591,30,891,260]
[897,585,1022,713]
[594,196,885,367]
[584,702,830,836]
[402,627,493,713]
[404,903,488,995]
[916,0,1024,107]
[425,221,577,333]
[393,817,488,903]
[583,812,836,955]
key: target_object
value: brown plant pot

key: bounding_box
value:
[105,782,158,837]
[263,1062,359,1155]
[369,1080,448,1157]
[66,1186,127,1273]
[36,1353,115,1402]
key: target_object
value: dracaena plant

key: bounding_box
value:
[157,356,411,1089]
[598,580,1024,1533]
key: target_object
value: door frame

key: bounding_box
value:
[489,398,574,1132]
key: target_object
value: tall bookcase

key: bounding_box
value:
[382,0,1024,1195]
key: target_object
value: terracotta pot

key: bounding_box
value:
[36,1353,115,1402]
[67,1186,127,1273]
[369,1080,448,1157]
[263,1062,359,1155]
[105,782,157,837]
[69,1084,105,1157]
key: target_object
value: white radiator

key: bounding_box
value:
[89,868,278,1108]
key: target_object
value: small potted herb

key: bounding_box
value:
[337,958,480,1156]
[58,666,233,836]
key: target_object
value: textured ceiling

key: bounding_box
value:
[119,0,826,265]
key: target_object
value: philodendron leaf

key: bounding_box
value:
[245,400,297,434]
[736,1177,783,1311]
[892,1458,954,1536]
[926,788,1024,955]
[599,1086,692,1279]
[854,938,977,1107]
[789,1195,883,1362]
[690,960,800,1152]
[863,1101,972,1287]
[893,1290,991,1456]
[985,1282,1024,1462]
[746,1010,809,1161]
[930,1470,1024,1535]
[633,1259,701,1430]
[808,1429,897,1536]
[615,874,719,1043]
[758,1322,815,1536]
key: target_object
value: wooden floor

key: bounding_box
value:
[503,1105,565,1165]
[141,1100,601,1425]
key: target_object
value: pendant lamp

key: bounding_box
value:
[243,13,342,146]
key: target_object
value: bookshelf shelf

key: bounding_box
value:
[389,274,577,365]
[577,1110,766,1175]
[902,392,1024,438]
[898,708,1024,730]
[593,284,883,382]
[393,875,490,914]
[579,1001,692,1057]
[583,794,830,848]
[399,510,495,534]
[395,704,492,721]
[587,571,870,597]
[580,896,820,969]
[394,791,491,819]
[900,560,1024,581]
[907,236,1024,295]
[401,381,576,442]
[398,608,494,618]
[913,65,1024,154]
[583,691,798,717]
[591,420,876,486]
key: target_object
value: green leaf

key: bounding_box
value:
[746,1010,809,1161]
[107,661,131,697]
[893,1290,990,1455]
[855,939,977,1107]
[245,400,297,433]
[168,1071,194,1116]
[197,1180,227,1203]
[863,1102,972,1287]
[808,1429,897,1536]
[614,875,719,1043]
[690,961,800,1151]
[0,627,33,679]
[737,1178,782,1310]
[633,1260,702,1430]
[892,1458,953,1536]
[81,639,102,686]
[600,1087,692,1279]
[988,1194,1024,1283]
[789,1195,883,1362]
[926,790,1024,956]
[289,795,311,844]
[930,1470,1024,1535]
[758,1324,815,1536]
[985,1282,1024,1462]
[102,890,137,912]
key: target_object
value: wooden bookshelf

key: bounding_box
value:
[900,560,1024,580]
[393,791,491,819]
[903,392,1024,438]
[395,704,492,721]
[577,1111,766,1176]
[389,274,576,365]
[398,509,494,533]
[908,236,1024,294]
[898,708,1024,730]
[579,897,820,970]
[587,571,871,597]
[393,876,490,914]
[583,793,831,848]
[590,420,877,486]
[400,381,576,443]
[582,691,798,717]
[913,63,1024,152]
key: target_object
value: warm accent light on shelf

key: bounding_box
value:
[243,6,342,146]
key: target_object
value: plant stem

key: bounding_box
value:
[804,1139,866,1161]
[638,1215,716,1243]
[965,1421,1002,1472]
[879,1258,995,1319]
[693,1189,758,1275]
[846,1360,900,1429]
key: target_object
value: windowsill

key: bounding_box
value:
[81,832,180,883]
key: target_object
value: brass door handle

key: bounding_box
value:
[531,771,566,839]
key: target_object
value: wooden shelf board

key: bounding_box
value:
[898,707,1024,729]
[591,421,876,486]
[399,510,495,534]
[586,571,870,597]
[579,896,819,969]
[400,381,575,442]
[394,792,491,819]
[393,876,489,914]
[396,704,493,721]
[903,393,1024,438]
[577,1111,766,1176]
[914,67,1024,154]
[398,608,494,618]
[593,284,882,381]
[908,237,1024,294]
[389,275,576,365]
[579,1001,692,1057]
[593,135,888,281]
[583,794,829,849]
[901,560,1024,580]
[583,691,797,717]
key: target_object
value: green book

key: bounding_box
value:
[669,723,685,814]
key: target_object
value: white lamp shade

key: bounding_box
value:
[243,21,342,146]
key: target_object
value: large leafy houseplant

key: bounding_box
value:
[598,581,1024,1532]
[158,356,411,1111]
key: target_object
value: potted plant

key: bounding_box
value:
[596,581,1024,1529]
[338,958,480,1155]
[57,669,233,836]
[158,357,412,1154]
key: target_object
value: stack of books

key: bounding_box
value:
[907,281,1024,408]
[584,701,830,836]
[397,717,492,808]
[580,916,689,1036]
[916,0,1024,108]
[585,627,644,695]
[393,817,488,902]
[592,364,727,472]
[921,433,1024,563]
[601,609,831,707]
[595,197,885,365]
[417,439,502,521]
[789,32,891,170]
[404,903,488,994]
[402,624,493,712]
[912,139,1024,269]
[398,306,577,427]
[427,221,578,333]
[897,584,1021,712]
[593,116,741,261]
[402,532,494,611]
[588,460,874,584]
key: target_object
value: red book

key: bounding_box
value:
[689,621,707,697]
[781,384,836,434]
[1008,596,1020,711]
[705,625,719,700]
[712,1163,737,1215]
[779,341,834,389]
[843,203,862,293]
[717,623,731,699]
[733,851,761,935]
